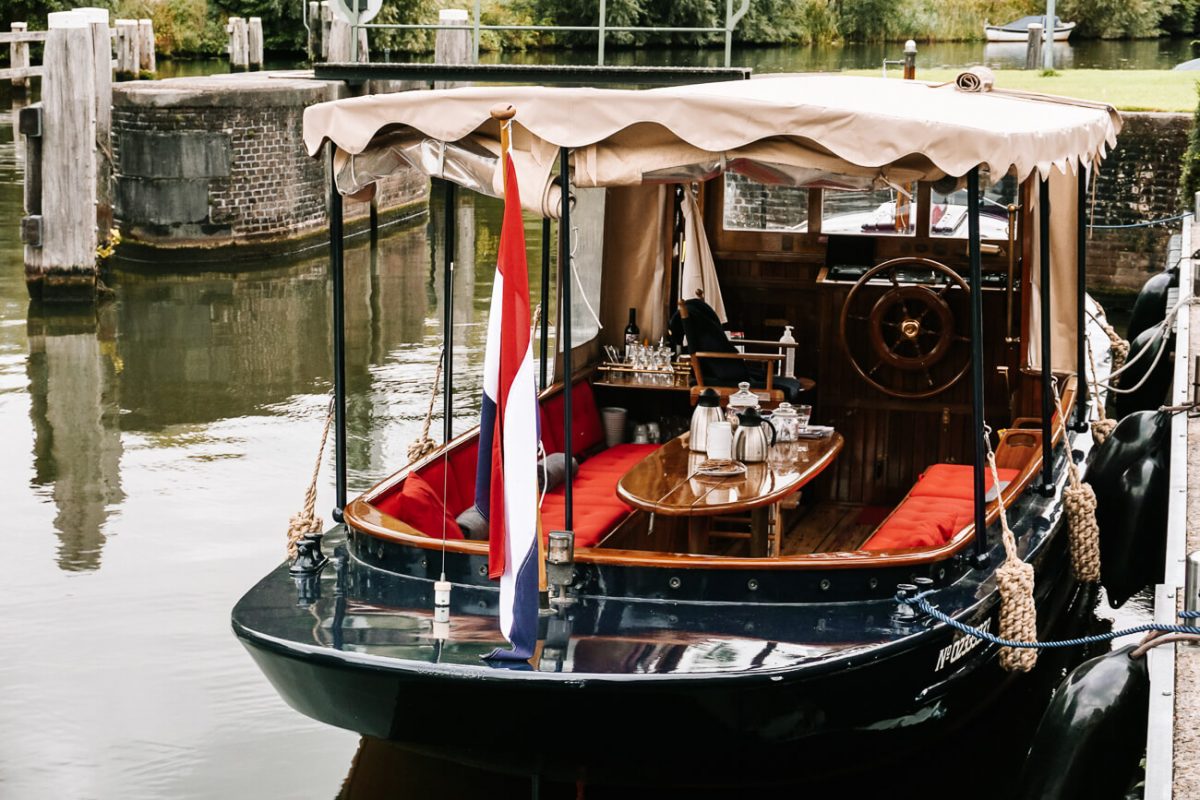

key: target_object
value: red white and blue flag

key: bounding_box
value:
[475,155,541,662]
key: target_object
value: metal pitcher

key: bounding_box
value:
[689,388,725,452]
[733,406,777,463]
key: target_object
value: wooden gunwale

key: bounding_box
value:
[343,382,1074,571]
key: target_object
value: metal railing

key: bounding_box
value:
[358,0,752,68]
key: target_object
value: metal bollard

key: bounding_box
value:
[1186,551,1200,627]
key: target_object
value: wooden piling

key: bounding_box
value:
[434,9,470,89]
[320,3,332,60]
[26,15,99,301]
[87,13,114,235]
[1025,24,1043,71]
[10,22,30,92]
[114,19,139,80]
[248,17,263,69]
[137,19,155,75]
[327,18,351,62]
[228,17,248,71]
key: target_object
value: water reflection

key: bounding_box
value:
[26,304,124,571]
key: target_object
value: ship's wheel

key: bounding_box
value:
[838,257,971,399]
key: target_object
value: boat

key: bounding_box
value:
[985,15,1076,42]
[232,74,1124,778]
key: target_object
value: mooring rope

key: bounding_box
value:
[1087,212,1192,230]
[984,434,1038,673]
[1086,338,1118,446]
[286,395,335,559]
[406,347,445,464]
[913,596,1200,650]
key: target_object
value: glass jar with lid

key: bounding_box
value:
[726,381,759,426]
[772,402,800,442]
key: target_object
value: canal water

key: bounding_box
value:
[0,48,1152,798]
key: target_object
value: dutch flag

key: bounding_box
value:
[475,156,541,663]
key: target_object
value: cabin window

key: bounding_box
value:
[563,187,606,348]
[721,173,809,232]
[821,184,917,236]
[929,174,1018,239]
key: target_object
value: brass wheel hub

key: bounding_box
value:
[899,318,921,340]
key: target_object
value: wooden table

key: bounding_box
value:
[616,431,844,556]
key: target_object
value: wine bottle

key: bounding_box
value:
[624,308,639,357]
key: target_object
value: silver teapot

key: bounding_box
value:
[689,388,725,452]
[732,406,777,463]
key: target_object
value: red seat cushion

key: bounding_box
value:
[909,463,1020,501]
[541,381,605,456]
[375,473,464,539]
[540,443,659,548]
[863,496,974,551]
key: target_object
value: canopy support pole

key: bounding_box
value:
[540,217,550,391]
[328,144,348,521]
[559,147,573,532]
[1075,165,1089,431]
[443,179,456,444]
[1039,177,1054,493]
[968,167,988,565]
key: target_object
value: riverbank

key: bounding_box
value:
[846,68,1199,111]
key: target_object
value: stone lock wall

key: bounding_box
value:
[112,74,426,256]
[1087,111,1192,292]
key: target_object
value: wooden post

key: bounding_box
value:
[227,17,248,70]
[78,9,114,235]
[10,22,30,92]
[248,17,263,69]
[1025,23,1043,70]
[434,9,470,89]
[357,25,369,63]
[320,2,332,60]
[326,17,351,62]
[137,19,155,75]
[902,39,916,80]
[114,19,138,79]
[26,13,99,301]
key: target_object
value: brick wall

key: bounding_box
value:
[1086,112,1192,292]
[112,75,427,254]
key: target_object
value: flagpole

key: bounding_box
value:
[491,103,550,601]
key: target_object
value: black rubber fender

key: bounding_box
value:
[1016,645,1148,800]
[1113,327,1174,419]
[1084,410,1171,606]
[1127,266,1177,343]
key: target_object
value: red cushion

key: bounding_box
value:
[909,463,1020,501]
[542,381,605,456]
[540,443,659,548]
[862,495,974,551]
[376,473,463,539]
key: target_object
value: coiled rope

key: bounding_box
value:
[287,396,335,559]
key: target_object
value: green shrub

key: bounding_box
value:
[1177,82,1200,208]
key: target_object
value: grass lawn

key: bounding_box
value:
[843,68,1198,112]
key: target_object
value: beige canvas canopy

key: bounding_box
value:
[304,74,1121,217]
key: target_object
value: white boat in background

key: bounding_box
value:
[984,15,1075,42]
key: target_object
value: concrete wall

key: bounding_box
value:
[112,73,427,257]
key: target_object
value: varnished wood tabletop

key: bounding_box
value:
[616,432,844,517]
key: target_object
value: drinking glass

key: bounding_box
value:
[796,404,812,430]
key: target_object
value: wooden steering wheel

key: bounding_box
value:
[838,257,971,399]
